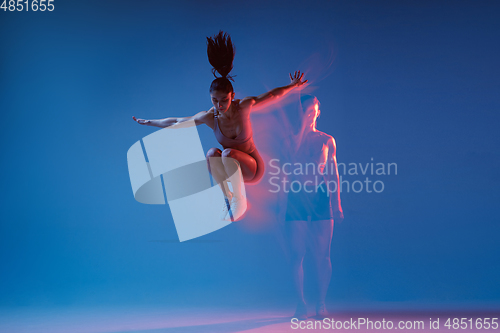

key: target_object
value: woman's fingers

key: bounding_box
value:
[133,116,148,125]
[290,70,306,84]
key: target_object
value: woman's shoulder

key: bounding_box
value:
[311,131,334,145]
[235,98,250,110]
[194,107,215,123]
[234,99,252,117]
[193,107,216,129]
[196,107,214,116]
[201,106,215,118]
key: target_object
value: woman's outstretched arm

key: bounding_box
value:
[239,70,308,110]
[327,136,344,223]
[132,116,183,127]
[132,108,213,129]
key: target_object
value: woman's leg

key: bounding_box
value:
[286,220,309,318]
[206,148,232,199]
[221,148,257,199]
[309,219,334,311]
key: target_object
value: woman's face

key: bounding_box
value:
[304,100,321,125]
[210,90,234,113]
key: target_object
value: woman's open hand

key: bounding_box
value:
[289,70,308,87]
[132,116,151,125]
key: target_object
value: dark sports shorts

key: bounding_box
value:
[285,185,333,222]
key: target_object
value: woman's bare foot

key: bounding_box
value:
[293,301,308,320]
[226,196,248,221]
[220,191,233,220]
[316,302,328,318]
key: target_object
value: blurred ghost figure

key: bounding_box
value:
[281,95,344,320]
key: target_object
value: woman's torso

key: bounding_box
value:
[213,99,257,154]
[287,131,331,183]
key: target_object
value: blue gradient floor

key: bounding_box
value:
[1,303,498,332]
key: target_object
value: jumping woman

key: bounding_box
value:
[133,30,307,221]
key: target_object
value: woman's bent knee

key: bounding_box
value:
[206,148,222,158]
[221,148,236,158]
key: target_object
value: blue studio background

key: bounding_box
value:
[1,0,499,309]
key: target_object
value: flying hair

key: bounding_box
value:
[207,30,236,94]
